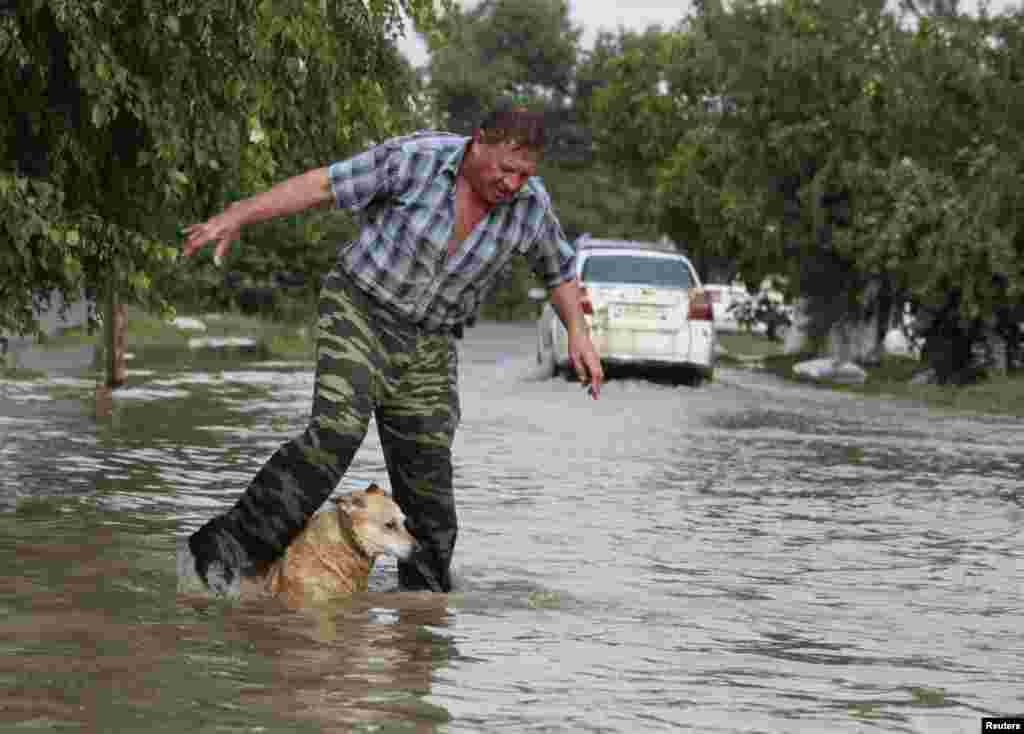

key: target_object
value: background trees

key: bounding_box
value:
[427,0,579,134]
[2,0,444,336]
[6,0,1023,382]
[587,0,1024,380]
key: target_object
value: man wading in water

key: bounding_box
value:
[179,106,604,595]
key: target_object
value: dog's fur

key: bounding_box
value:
[234,484,419,607]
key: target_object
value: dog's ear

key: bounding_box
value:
[365,483,386,496]
[333,492,367,514]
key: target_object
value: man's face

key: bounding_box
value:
[467,137,540,206]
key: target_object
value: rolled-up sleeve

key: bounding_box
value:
[328,141,403,212]
[526,206,577,289]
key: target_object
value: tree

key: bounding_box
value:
[427,0,581,134]
[582,25,682,181]
[163,37,427,319]
[472,0,579,100]
[590,0,1024,380]
[860,9,1024,378]
[1,0,447,339]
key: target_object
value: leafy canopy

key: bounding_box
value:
[589,0,1024,361]
[1,0,448,336]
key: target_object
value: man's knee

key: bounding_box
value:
[209,418,367,566]
[381,439,454,505]
[296,414,367,481]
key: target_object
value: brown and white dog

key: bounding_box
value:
[241,483,420,607]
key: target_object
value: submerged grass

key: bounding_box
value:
[0,365,46,380]
[38,307,316,361]
[718,331,1024,418]
[717,331,788,360]
[13,316,1024,417]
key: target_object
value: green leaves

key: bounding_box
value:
[588,0,1024,353]
[428,0,582,132]
[2,0,444,337]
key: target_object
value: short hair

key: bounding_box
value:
[477,105,545,151]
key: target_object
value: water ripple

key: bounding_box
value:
[0,326,1021,733]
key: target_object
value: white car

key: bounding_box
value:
[529,236,716,385]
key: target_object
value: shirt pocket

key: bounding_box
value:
[381,187,450,257]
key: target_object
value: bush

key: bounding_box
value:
[729,293,793,341]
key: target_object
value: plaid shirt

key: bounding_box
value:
[328,131,576,332]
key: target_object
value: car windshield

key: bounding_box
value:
[581,255,694,289]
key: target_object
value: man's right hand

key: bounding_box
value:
[181,167,333,264]
[181,202,245,264]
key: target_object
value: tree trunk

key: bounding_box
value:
[105,284,127,388]
[95,283,127,417]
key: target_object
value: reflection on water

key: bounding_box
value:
[215,593,455,733]
[1,322,1022,733]
[1,499,456,733]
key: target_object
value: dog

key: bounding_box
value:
[177,484,420,606]
[199,483,418,607]
[256,483,420,607]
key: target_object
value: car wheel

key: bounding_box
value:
[537,347,558,379]
[675,367,702,388]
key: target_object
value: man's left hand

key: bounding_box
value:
[568,333,603,399]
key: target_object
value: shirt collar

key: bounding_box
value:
[440,138,470,179]
[513,176,539,201]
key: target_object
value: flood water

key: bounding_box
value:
[1,321,1021,733]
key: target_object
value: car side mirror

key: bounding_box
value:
[527,287,548,303]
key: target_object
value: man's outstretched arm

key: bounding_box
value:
[181,167,333,262]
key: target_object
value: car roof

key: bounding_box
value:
[575,235,681,254]
[574,237,694,268]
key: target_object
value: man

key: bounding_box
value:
[180,107,603,596]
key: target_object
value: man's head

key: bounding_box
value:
[463,106,544,206]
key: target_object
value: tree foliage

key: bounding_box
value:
[1,0,447,337]
[427,0,580,133]
[588,0,1024,379]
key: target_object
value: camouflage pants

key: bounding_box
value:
[188,267,460,593]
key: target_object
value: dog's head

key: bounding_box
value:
[333,484,419,562]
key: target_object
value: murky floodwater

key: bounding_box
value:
[1,322,1021,733]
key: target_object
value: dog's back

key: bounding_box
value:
[263,509,375,605]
